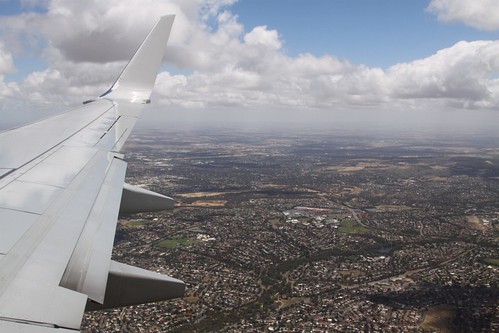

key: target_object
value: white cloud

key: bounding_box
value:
[427,0,499,31]
[244,26,282,50]
[0,43,15,75]
[0,43,19,101]
[0,0,498,122]
[388,40,499,108]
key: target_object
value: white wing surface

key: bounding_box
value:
[0,15,184,332]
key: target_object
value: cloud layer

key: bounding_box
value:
[0,0,498,121]
[427,0,499,31]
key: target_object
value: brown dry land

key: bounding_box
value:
[341,186,362,195]
[376,205,414,212]
[466,215,489,232]
[424,176,448,182]
[277,297,309,310]
[421,304,457,333]
[326,161,383,173]
[258,184,288,189]
[176,192,228,198]
[182,200,227,207]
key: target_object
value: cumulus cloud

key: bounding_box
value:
[427,0,499,31]
[154,39,499,111]
[0,0,498,119]
[0,43,19,100]
[388,41,499,104]
[0,43,15,75]
[244,26,282,50]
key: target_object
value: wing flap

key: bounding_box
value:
[0,151,119,328]
[60,157,127,304]
[2,150,113,286]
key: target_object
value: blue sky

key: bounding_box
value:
[0,0,26,15]
[232,0,498,68]
[0,0,46,14]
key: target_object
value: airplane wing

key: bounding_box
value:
[0,15,185,332]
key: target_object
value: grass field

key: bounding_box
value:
[483,258,499,266]
[124,220,147,228]
[338,219,369,234]
[156,236,196,249]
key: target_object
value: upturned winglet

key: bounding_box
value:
[100,15,175,103]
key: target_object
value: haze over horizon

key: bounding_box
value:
[0,0,499,134]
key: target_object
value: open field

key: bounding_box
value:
[156,236,196,249]
[483,258,499,266]
[182,200,227,207]
[277,297,309,310]
[338,219,369,234]
[176,192,229,198]
[376,205,414,212]
[123,220,147,228]
[421,305,457,333]
[466,216,489,232]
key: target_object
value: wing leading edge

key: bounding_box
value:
[0,15,183,332]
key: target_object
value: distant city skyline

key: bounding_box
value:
[0,0,499,132]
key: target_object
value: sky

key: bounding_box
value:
[0,0,499,134]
